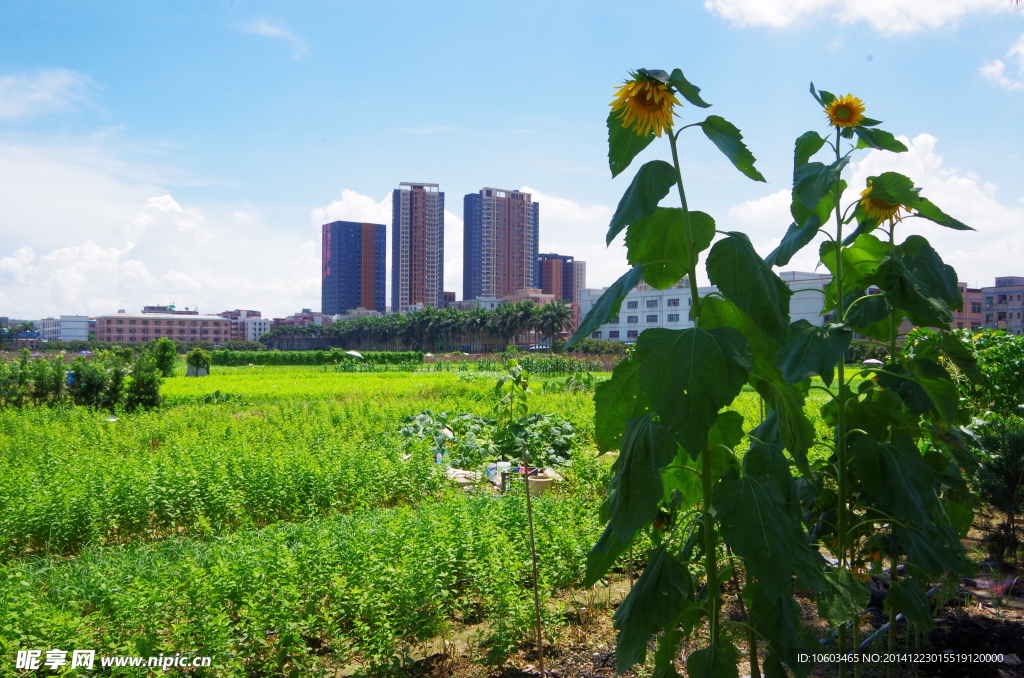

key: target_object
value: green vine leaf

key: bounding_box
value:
[707,232,792,343]
[777,320,853,387]
[627,208,715,289]
[607,415,677,544]
[854,127,908,153]
[865,171,972,231]
[686,640,740,678]
[594,357,643,453]
[614,544,692,672]
[852,435,936,526]
[668,69,711,108]
[608,109,656,179]
[565,265,644,349]
[636,327,753,459]
[696,115,766,182]
[607,160,677,245]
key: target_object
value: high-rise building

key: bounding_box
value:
[392,183,445,310]
[463,188,539,301]
[538,253,586,304]
[322,220,386,315]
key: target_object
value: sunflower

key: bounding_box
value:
[859,183,910,224]
[825,94,866,128]
[610,73,680,137]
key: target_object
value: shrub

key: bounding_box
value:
[976,416,1024,563]
[149,337,178,377]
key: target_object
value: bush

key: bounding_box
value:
[976,416,1024,563]
[845,339,891,364]
[209,349,424,367]
[149,337,178,377]
[220,340,267,351]
[553,337,628,355]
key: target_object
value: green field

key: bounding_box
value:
[0,366,843,676]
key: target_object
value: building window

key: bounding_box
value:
[646,314,658,323]
[627,330,638,339]
[986,313,993,322]
[609,317,620,324]
[971,302,982,314]
[668,314,680,322]
[609,331,620,339]
[971,322,981,331]
[998,312,1007,321]
[986,297,993,307]
[116,319,123,324]
[957,322,964,329]
[667,298,679,307]
[592,331,602,339]
[627,301,638,309]
[627,316,638,324]
[154,320,161,325]
[646,299,658,308]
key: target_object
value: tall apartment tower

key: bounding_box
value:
[538,253,586,304]
[392,183,445,310]
[322,220,386,315]
[463,188,540,300]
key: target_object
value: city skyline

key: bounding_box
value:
[0,3,1021,318]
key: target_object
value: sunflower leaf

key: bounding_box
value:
[697,115,767,182]
[565,265,644,348]
[607,160,677,245]
[668,69,711,108]
[707,232,792,343]
[778,320,853,387]
[608,109,657,179]
[854,127,908,153]
[794,131,827,168]
[809,83,835,107]
[858,117,883,127]
[866,171,972,231]
[793,157,849,212]
[626,208,715,289]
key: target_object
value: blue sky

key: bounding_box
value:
[1,0,1022,318]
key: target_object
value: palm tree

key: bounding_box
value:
[538,300,573,349]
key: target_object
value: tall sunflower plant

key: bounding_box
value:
[566,71,981,678]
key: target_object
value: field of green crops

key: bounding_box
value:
[0,366,841,676]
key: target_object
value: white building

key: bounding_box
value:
[33,315,91,342]
[580,272,832,342]
[245,316,271,341]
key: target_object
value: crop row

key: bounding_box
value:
[1,492,603,677]
[209,350,425,367]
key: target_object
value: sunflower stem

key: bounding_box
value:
[668,127,720,652]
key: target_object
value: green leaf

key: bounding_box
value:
[896,235,961,311]
[819,568,870,627]
[697,115,766,182]
[845,292,895,343]
[607,160,678,245]
[820,234,888,309]
[608,108,656,179]
[753,377,815,473]
[854,127,908,153]
[707,232,792,343]
[866,172,972,231]
[745,583,816,678]
[607,415,677,543]
[652,625,685,678]
[637,327,752,458]
[904,358,960,424]
[701,297,779,379]
[566,265,644,349]
[594,357,643,452]
[766,218,819,269]
[793,157,849,213]
[778,320,853,387]
[852,435,936,526]
[686,641,739,678]
[668,69,711,108]
[715,473,804,598]
[875,256,953,327]
[626,208,715,289]
[809,83,835,107]
[614,544,692,672]
[710,410,745,451]
[794,131,827,168]
[899,524,973,577]
[938,332,987,385]
[941,498,974,539]
[859,117,883,127]
[886,579,934,629]
[583,526,629,587]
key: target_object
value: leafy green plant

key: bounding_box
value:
[185,347,212,375]
[976,416,1024,563]
[567,70,978,677]
[149,337,178,378]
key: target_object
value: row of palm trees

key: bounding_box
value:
[261,300,575,353]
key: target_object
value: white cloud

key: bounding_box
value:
[0,141,321,319]
[726,134,1024,288]
[704,0,1009,34]
[0,69,94,121]
[242,19,311,59]
[981,34,1024,90]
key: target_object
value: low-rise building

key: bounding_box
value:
[580,272,832,342]
[95,311,231,344]
[33,315,90,342]
[500,288,556,306]
[982,276,1024,335]
[953,283,983,332]
[218,309,266,341]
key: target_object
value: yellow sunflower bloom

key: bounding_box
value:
[610,73,680,138]
[859,183,911,224]
[825,94,866,128]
